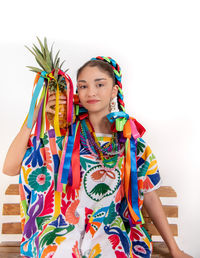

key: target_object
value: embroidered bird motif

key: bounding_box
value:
[104,225,130,255]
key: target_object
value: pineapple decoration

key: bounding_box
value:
[25,37,75,138]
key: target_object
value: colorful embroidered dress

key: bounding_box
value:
[19,121,161,258]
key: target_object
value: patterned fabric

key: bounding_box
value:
[19,129,161,258]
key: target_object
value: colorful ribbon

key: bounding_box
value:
[123,118,144,224]
[106,111,129,131]
[25,69,75,140]
[27,71,47,129]
[61,123,77,184]
[56,121,81,192]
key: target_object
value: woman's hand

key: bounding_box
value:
[46,92,67,115]
[46,91,68,128]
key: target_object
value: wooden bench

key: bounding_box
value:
[1,184,178,257]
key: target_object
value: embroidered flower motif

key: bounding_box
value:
[130,227,144,241]
[72,240,81,258]
[83,164,120,201]
[28,167,51,192]
[41,244,57,258]
[56,136,65,150]
[25,137,43,168]
[132,241,151,257]
[115,250,127,258]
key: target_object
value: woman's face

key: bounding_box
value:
[77,66,118,115]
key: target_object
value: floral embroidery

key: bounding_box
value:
[132,241,151,257]
[28,167,51,192]
[83,164,121,201]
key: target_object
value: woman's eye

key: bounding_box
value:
[79,85,87,89]
[97,83,104,87]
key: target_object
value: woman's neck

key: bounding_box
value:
[88,111,112,134]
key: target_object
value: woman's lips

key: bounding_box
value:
[87,100,100,104]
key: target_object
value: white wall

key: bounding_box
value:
[0,0,199,256]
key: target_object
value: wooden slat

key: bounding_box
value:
[2,223,22,234]
[0,252,21,258]
[152,242,171,257]
[0,246,20,254]
[144,223,178,236]
[3,204,20,215]
[156,186,177,197]
[142,205,178,218]
[5,185,19,195]
[0,242,21,257]
[0,242,20,247]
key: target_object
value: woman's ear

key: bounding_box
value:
[112,84,119,98]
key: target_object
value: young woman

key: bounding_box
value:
[3,57,191,257]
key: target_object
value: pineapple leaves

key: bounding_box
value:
[25,45,37,57]
[36,37,46,57]
[54,66,59,81]
[64,68,69,74]
[60,60,65,69]
[32,44,43,57]
[26,36,69,91]
[35,56,51,73]
[53,50,60,68]
[50,43,54,69]
[55,57,60,69]
[26,66,43,73]
[44,37,52,70]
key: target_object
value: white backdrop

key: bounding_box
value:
[0,0,199,256]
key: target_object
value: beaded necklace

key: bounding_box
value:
[80,118,124,169]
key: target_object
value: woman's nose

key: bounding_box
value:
[87,86,96,96]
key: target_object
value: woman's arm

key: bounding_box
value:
[2,93,66,176]
[143,190,192,258]
[3,121,33,176]
[2,99,42,176]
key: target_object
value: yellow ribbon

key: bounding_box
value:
[48,73,61,137]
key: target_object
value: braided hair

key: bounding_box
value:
[76,56,125,112]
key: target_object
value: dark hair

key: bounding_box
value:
[76,59,116,85]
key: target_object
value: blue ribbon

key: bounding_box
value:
[106,111,129,123]
[106,111,129,131]
[108,58,115,66]
[115,73,121,81]
[61,122,76,184]
[27,71,47,129]
[130,136,141,222]
[118,92,123,100]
